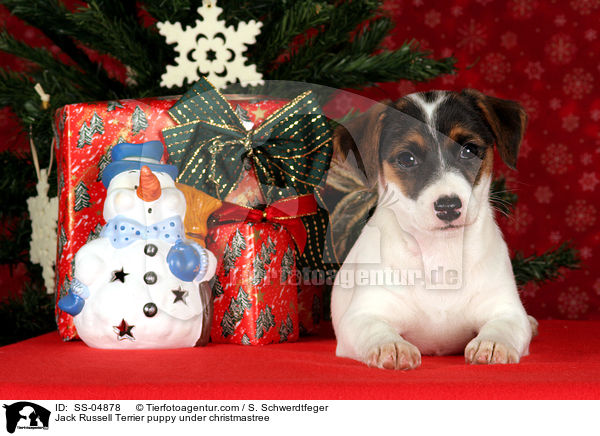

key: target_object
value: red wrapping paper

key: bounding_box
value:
[221,167,325,336]
[54,95,314,341]
[206,221,299,345]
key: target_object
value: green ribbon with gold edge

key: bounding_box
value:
[163,77,333,202]
[162,78,337,271]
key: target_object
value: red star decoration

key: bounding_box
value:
[113,319,135,341]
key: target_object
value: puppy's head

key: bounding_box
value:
[334,89,527,233]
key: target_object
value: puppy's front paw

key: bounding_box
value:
[367,341,421,370]
[528,315,539,338]
[465,338,520,365]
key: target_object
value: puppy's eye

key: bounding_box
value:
[460,143,480,160]
[396,152,418,168]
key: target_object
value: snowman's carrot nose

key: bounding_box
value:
[137,166,161,202]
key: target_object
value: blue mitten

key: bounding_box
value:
[167,240,208,282]
[57,278,90,316]
[58,293,85,316]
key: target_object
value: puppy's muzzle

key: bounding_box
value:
[434,195,462,222]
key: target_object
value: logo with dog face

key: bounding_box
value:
[3,402,50,433]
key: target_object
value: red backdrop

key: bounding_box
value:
[1,0,598,319]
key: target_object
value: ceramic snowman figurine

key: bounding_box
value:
[58,141,217,349]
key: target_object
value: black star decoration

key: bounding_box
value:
[113,319,135,341]
[111,267,128,283]
[172,288,189,305]
[206,48,217,61]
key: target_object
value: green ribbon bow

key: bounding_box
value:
[163,78,333,203]
[162,78,337,271]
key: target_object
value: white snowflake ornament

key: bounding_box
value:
[27,149,58,294]
[158,0,263,89]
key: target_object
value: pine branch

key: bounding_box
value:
[218,0,280,24]
[250,1,335,68]
[0,151,36,215]
[0,278,56,346]
[0,216,32,265]
[343,16,394,55]
[141,0,196,24]
[269,0,381,81]
[92,0,139,20]
[0,0,126,95]
[512,242,580,287]
[65,1,168,93]
[0,30,110,99]
[297,41,456,88]
[0,69,36,118]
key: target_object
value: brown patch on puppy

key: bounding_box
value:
[401,131,427,151]
[474,148,494,184]
[382,161,412,197]
[443,125,493,185]
[447,125,484,146]
[333,101,390,187]
[461,89,527,169]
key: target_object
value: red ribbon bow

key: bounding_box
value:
[210,194,319,253]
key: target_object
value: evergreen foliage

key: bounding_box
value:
[512,243,580,287]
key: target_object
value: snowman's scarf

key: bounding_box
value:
[101,215,185,248]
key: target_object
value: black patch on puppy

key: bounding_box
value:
[379,100,439,199]
[333,89,527,199]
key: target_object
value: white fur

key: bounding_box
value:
[331,97,532,369]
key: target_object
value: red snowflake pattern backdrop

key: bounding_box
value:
[1,1,599,319]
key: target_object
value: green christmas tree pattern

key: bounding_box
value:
[131,105,148,134]
[256,305,276,339]
[221,286,252,338]
[73,181,91,212]
[252,236,277,286]
[280,247,294,282]
[96,147,112,182]
[212,275,224,298]
[223,229,246,276]
[77,111,104,148]
[279,314,294,343]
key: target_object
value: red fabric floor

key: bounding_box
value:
[1,320,599,400]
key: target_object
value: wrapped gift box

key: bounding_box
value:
[206,221,299,345]
[162,79,335,341]
[54,93,321,341]
[54,97,178,340]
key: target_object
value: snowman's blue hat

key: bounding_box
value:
[102,141,178,188]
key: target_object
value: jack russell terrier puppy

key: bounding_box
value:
[331,89,536,370]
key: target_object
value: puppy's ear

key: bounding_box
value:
[333,101,389,186]
[462,89,527,170]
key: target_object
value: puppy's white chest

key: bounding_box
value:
[403,306,476,355]
[391,288,477,355]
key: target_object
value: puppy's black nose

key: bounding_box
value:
[434,196,462,222]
